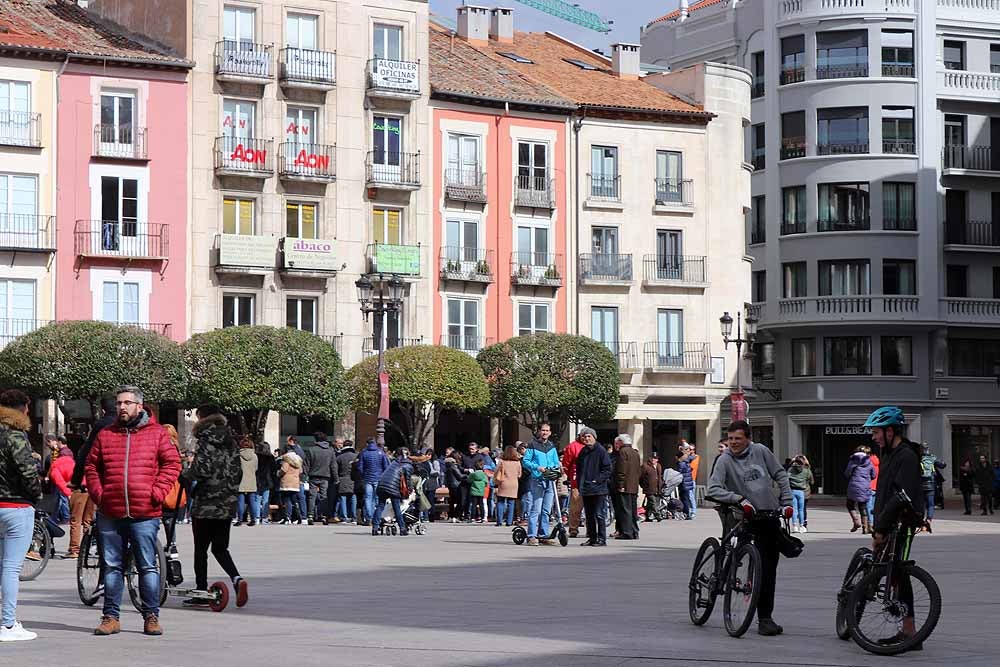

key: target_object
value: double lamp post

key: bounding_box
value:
[719,310,758,422]
[356,273,404,448]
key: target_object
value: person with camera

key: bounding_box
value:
[708,420,794,637]
[521,423,560,546]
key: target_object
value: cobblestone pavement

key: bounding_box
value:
[6,506,998,666]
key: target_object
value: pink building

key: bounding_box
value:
[53,11,192,340]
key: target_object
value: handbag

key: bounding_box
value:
[776,526,804,558]
[494,462,506,484]
[399,471,410,497]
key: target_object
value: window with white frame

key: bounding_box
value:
[373,23,403,61]
[0,80,31,145]
[447,134,480,187]
[285,106,317,145]
[515,217,549,269]
[100,91,135,147]
[444,217,480,267]
[286,201,317,238]
[0,278,35,324]
[223,197,255,235]
[517,141,547,192]
[0,174,38,241]
[446,298,480,352]
[286,297,317,333]
[222,99,255,139]
[101,280,140,324]
[223,5,256,45]
[372,207,402,245]
[223,293,255,327]
[517,302,549,336]
[100,176,139,252]
[286,13,318,50]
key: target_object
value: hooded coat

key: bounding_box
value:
[0,406,41,505]
[279,453,303,491]
[336,446,358,494]
[844,452,875,503]
[377,457,415,499]
[238,447,258,493]
[184,414,241,520]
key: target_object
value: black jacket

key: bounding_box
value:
[304,441,338,483]
[576,444,612,497]
[0,407,42,504]
[445,461,467,491]
[71,412,116,489]
[975,463,994,492]
[256,452,277,492]
[336,447,357,494]
[872,439,924,533]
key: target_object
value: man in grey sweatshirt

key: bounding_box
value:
[708,420,793,637]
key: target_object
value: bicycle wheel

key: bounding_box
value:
[19,517,52,581]
[127,539,168,612]
[688,537,721,625]
[847,563,941,655]
[77,529,103,606]
[836,547,873,640]
[723,542,762,637]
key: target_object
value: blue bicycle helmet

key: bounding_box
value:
[863,406,905,428]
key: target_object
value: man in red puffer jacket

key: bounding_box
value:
[85,385,180,638]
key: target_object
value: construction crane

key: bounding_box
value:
[512,0,612,33]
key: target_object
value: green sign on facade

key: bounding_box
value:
[374,243,420,275]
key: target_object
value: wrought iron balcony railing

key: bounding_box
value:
[440,247,493,282]
[0,213,56,251]
[654,178,694,206]
[279,47,335,87]
[578,253,633,282]
[509,252,563,287]
[94,124,147,159]
[366,151,420,187]
[642,255,707,283]
[279,142,335,181]
[0,111,41,147]
[215,136,274,176]
[643,342,712,372]
[73,220,169,259]
[215,40,272,80]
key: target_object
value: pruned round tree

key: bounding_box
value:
[184,325,348,441]
[0,320,188,420]
[477,333,619,438]
[345,345,489,450]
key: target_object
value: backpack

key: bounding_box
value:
[920,456,935,479]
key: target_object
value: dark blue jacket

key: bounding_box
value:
[377,458,415,499]
[676,458,694,491]
[356,442,389,485]
[576,444,612,497]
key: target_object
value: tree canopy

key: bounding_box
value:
[0,321,188,419]
[345,345,489,450]
[183,326,348,440]
[477,333,619,437]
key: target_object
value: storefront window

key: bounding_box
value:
[951,425,1000,488]
[803,424,873,495]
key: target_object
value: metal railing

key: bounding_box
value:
[444,168,486,202]
[945,219,1000,246]
[0,214,56,250]
[279,142,335,180]
[279,47,335,85]
[817,217,870,232]
[509,252,563,287]
[780,67,806,85]
[817,141,869,155]
[94,124,147,159]
[0,111,41,147]
[883,139,915,154]
[816,63,869,79]
[362,336,423,357]
[366,57,420,95]
[781,137,806,159]
[439,335,494,355]
[579,253,633,282]
[643,342,712,372]
[751,81,765,98]
[215,136,274,175]
[751,154,766,170]
[599,341,639,370]
[73,220,169,259]
[0,318,51,349]
[884,217,916,231]
[781,221,807,235]
[319,333,344,356]
[366,151,420,187]
[642,255,707,283]
[588,174,621,202]
[750,229,766,244]
[943,145,997,171]
[215,40,272,79]
[515,174,554,208]
[883,64,914,77]
[365,242,421,276]
[654,178,694,206]
[440,247,493,282]
[120,322,172,337]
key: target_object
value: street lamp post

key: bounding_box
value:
[719,310,758,421]
[356,273,404,448]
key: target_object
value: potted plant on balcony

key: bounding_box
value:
[475,260,491,277]
[543,264,560,282]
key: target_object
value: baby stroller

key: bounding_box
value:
[661,468,686,520]
[376,492,427,536]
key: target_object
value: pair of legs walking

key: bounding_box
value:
[190,517,247,607]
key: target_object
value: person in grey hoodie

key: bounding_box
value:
[708,420,793,638]
[303,432,339,525]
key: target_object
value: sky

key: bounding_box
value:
[428,0,682,54]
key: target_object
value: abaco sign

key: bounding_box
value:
[284,237,336,271]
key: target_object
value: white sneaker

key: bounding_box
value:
[799,525,807,534]
[0,622,37,641]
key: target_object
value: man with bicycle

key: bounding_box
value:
[865,406,925,649]
[708,420,794,637]
[85,385,181,637]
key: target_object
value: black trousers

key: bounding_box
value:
[747,517,781,620]
[582,494,607,544]
[448,487,466,520]
[192,517,241,591]
[617,493,639,539]
[610,492,623,533]
[962,489,973,513]
[981,490,995,513]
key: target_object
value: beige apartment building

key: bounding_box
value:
[86,0,432,442]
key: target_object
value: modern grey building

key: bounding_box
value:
[642,0,1000,495]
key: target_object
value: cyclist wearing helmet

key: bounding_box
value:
[865,406,925,649]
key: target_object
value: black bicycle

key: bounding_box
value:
[837,490,941,655]
[689,500,776,637]
[19,509,54,582]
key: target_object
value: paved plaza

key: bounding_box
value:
[6,506,999,666]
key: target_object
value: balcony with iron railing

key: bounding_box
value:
[279,47,336,89]
[587,174,621,204]
[0,318,52,349]
[816,62,869,79]
[751,154,766,171]
[817,216,871,232]
[440,334,494,355]
[781,137,806,160]
[780,67,806,85]
[751,81,765,98]
[642,255,707,285]
[444,168,486,202]
[944,219,1000,247]
[884,217,916,231]
[0,111,41,148]
[509,252,563,288]
[578,253,633,284]
[365,242,421,277]
[117,321,172,337]
[366,151,420,189]
[643,342,712,373]
[93,124,147,160]
[654,178,694,208]
[777,295,919,321]
[781,220,807,235]
[938,69,1000,102]
[883,63,915,78]
[362,336,423,357]
[279,142,336,181]
[942,145,999,174]
[366,57,421,98]
[215,40,272,82]
[750,228,766,244]
[601,341,639,371]
[0,214,56,252]
[318,333,344,356]
[74,220,169,260]
[817,140,869,156]
[440,247,493,283]
[515,174,555,208]
[215,136,274,177]
[883,139,915,155]
[940,297,1000,324]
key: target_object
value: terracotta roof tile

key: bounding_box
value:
[429,24,573,110]
[0,0,190,66]
[648,0,726,26]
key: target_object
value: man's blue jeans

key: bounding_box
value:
[0,506,34,627]
[97,515,161,619]
[337,493,356,520]
[56,494,70,524]
[297,484,308,519]
[257,489,271,521]
[925,489,935,519]
[866,492,876,520]
[526,477,554,538]
[686,487,697,519]
[364,482,378,523]
[496,497,515,526]
[791,489,806,525]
